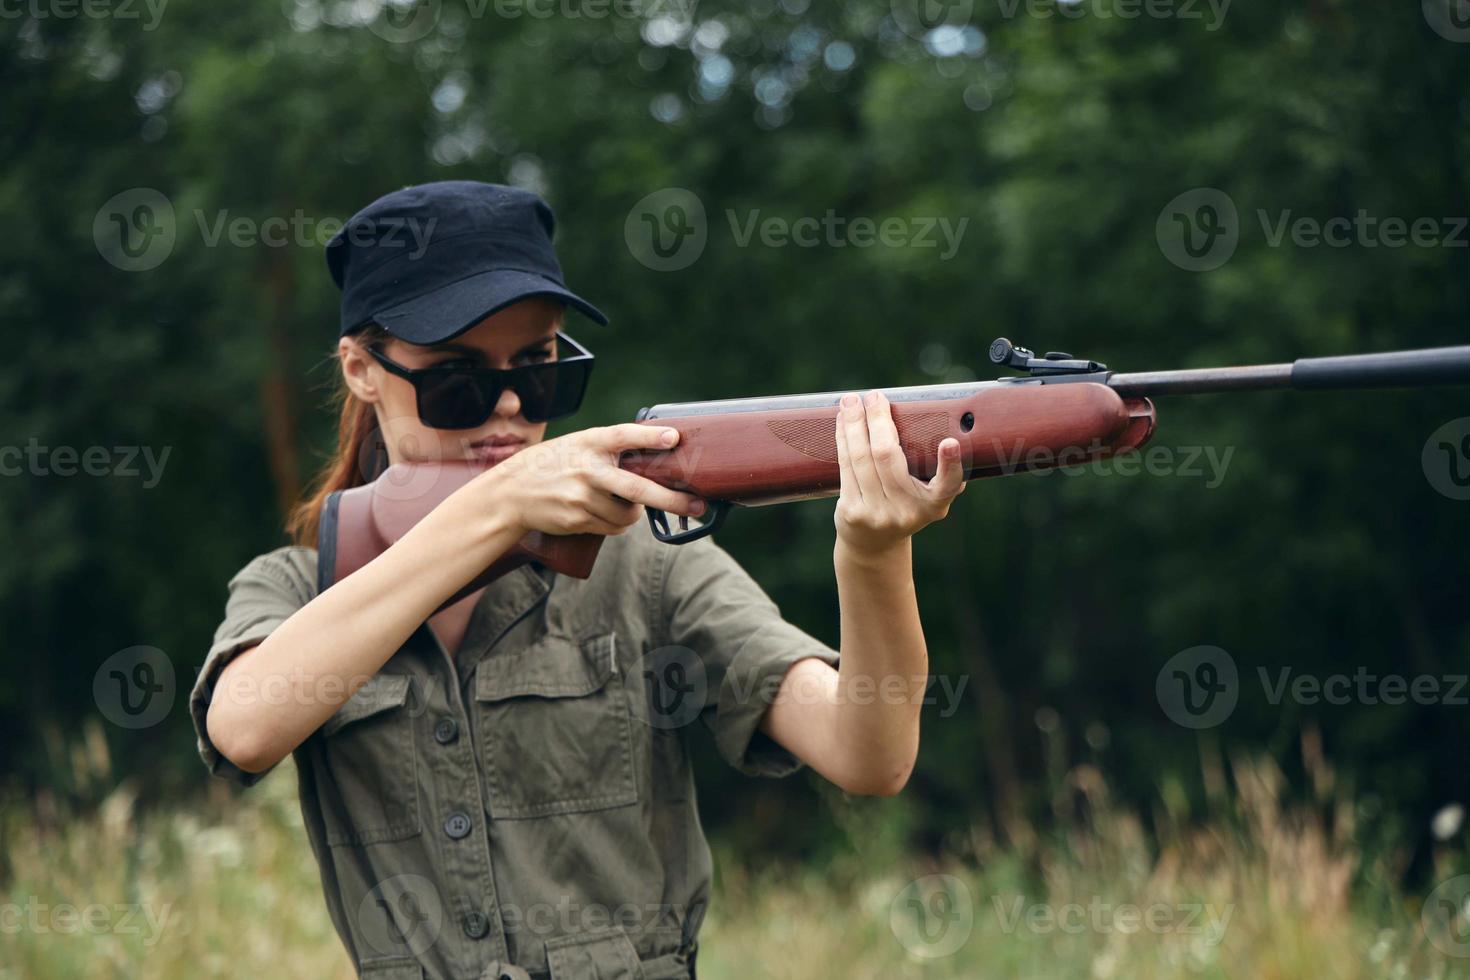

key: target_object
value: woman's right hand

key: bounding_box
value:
[486,423,706,537]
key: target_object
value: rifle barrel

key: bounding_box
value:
[1107,345,1470,396]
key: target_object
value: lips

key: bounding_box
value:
[468,436,525,463]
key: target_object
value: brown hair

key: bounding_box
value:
[285,323,392,547]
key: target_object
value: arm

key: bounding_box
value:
[205,466,525,772]
[207,423,706,775]
[759,390,965,797]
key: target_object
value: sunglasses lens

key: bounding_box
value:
[515,360,592,422]
[418,371,497,429]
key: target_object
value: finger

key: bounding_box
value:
[579,487,643,530]
[594,422,683,452]
[843,392,887,504]
[865,391,916,496]
[925,437,967,499]
[595,466,706,518]
[833,400,859,504]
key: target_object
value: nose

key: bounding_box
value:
[492,383,522,419]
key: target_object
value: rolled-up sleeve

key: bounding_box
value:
[190,546,318,786]
[656,534,840,778]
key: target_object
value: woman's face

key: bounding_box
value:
[340,296,564,467]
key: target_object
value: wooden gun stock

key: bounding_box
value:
[318,462,605,609]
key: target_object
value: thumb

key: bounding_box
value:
[925,438,966,497]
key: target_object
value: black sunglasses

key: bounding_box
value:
[366,330,595,429]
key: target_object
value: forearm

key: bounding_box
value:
[828,538,927,790]
[206,469,522,771]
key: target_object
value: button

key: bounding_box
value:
[434,717,459,745]
[444,811,472,839]
[463,910,489,939]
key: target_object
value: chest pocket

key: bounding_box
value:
[473,631,638,819]
[318,673,422,846]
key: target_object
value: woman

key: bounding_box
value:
[190,180,966,980]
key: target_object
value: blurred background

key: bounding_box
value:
[3,0,1469,975]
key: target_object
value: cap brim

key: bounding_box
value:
[372,268,608,344]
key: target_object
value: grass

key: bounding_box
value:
[3,725,1469,979]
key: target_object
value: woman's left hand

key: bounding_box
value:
[833,390,967,558]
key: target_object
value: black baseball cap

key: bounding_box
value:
[326,180,608,344]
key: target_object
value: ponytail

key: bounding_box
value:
[285,324,390,548]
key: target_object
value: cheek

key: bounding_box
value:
[373,381,455,462]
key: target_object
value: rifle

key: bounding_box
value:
[318,339,1470,602]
